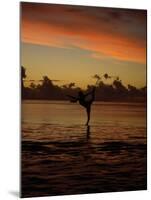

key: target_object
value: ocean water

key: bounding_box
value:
[21,100,147,198]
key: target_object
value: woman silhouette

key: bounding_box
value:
[67,86,96,125]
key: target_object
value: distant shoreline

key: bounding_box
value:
[22,99,147,104]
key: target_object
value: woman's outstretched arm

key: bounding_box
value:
[66,95,78,102]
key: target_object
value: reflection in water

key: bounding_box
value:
[21,101,147,198]
[86,125,90,140]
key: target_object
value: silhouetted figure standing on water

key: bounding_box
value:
[67,86,96,125]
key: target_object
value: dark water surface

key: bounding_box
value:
[21,101,147,198]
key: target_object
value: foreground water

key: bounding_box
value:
[21,100,147,197]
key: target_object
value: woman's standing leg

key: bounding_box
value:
[85,88,95,125]
[86,105,91,125]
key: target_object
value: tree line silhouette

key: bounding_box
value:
[21,66,146,102]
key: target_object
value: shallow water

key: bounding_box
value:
[21,100,147,198]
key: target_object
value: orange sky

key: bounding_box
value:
[21,2,147,88]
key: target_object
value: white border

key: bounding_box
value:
[0,0,150,199]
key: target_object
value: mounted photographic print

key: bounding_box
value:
[21,2,147,198]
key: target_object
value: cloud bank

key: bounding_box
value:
[21,2,147,64]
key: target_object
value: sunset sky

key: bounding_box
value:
[21,2,147,89]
